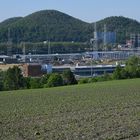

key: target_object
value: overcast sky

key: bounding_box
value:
[0,0,140,23]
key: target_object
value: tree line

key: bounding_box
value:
[0,68,77,91]
[0,56,140,92]
[0,42,89,55]
[79,56,140,84]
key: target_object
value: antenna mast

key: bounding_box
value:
[94,22,98,51]
[21,42,26,63]
[7,28,12,56]
[104,24,107,50]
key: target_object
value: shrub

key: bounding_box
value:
[62,70,77,85]
[46,73,63,88]
[30,78,42,89]
[78,78,89,84]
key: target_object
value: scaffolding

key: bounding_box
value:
[130,33,140,48]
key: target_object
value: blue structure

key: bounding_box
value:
[96,32,116,44]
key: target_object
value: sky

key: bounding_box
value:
[0,0,140,23]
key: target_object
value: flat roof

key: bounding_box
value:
[0,55,10,59]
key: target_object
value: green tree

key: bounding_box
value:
[30,78,41,89]
[46,73,63,88]
[0,70,4,91]
[40,74,51,87]
[4,66,24,90]
[62,70,77,85]
[113,65,123,79]
[120,69,128,79]
[125,56,140,78]
[24,77,31,89]
[78,78,89,84]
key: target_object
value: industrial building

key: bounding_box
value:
[19,50,139,64]
[73,65,125,77]
[94,32,116,44]
[21,63,125,78]
[130,34,140,48]
[0,55,17,64]
[22,64,43,77]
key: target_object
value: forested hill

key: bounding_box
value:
[0,10,140,43]
[0,17,23,26]
[97,16,140,43]
[0,10,90,43]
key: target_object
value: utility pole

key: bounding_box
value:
[7,28,12,56]
[94,22,98,51]
[48,40,51,54]
[90,22,98,77]
[104,24,107,51]
[21,42,26,63]
[44,23,51,55]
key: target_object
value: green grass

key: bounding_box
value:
[0,79,140,140]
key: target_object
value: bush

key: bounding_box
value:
[46,73,63,88]
[30,78,42,89]
[112,65,123,80]
[78,78,89,84]
[88,77,98,83]
[40,74,51,87]
[62,70,77,85]
[23,77,31,89]
[125,56,140,78]
[0,70,4,91]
